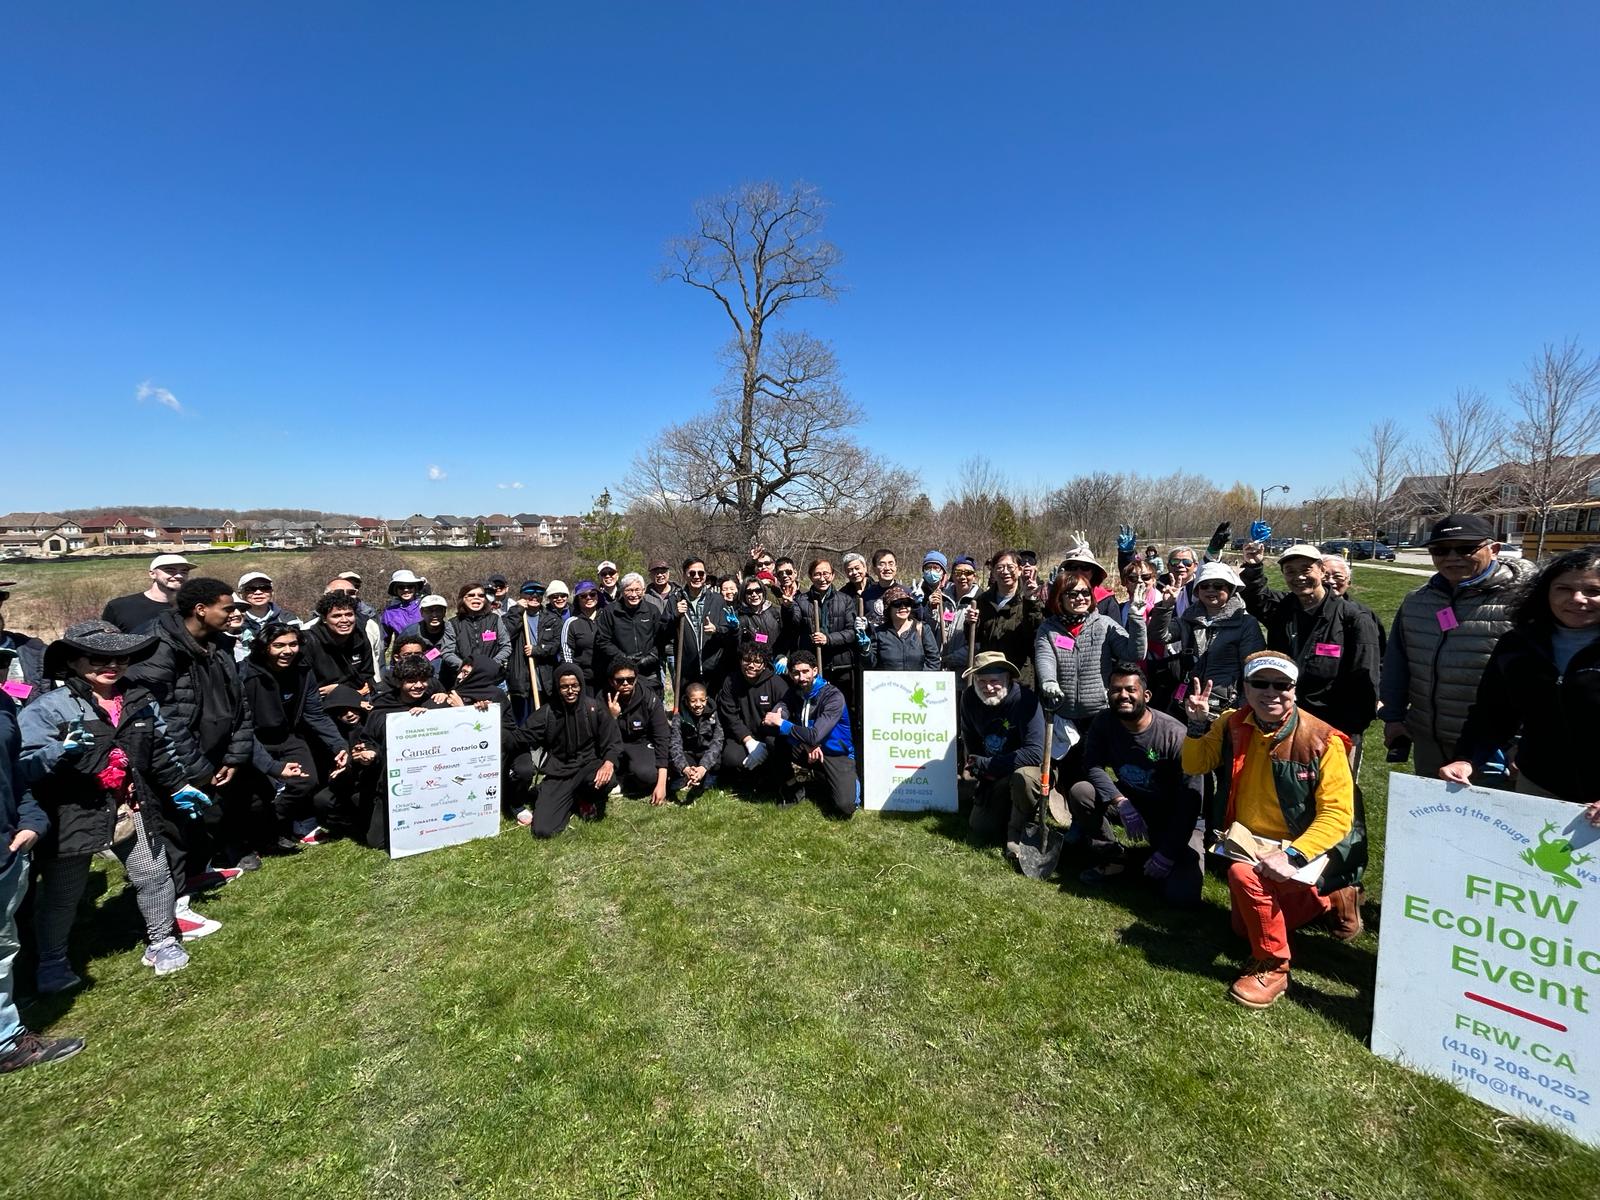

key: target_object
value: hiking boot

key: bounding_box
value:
[1229,957,1291,1009]
[142,938,190,976]
[35,956,82,996]
[0,1031,85,1074]
[1079,861,1127,885]
[1326,886,1364,941]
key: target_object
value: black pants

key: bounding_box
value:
[166,784,223,892]
[616,741,662,795]
[530,770,607,838]
[788,752,856,819]
[719,737,785,796]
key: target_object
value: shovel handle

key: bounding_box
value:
[1040,717,1053,794]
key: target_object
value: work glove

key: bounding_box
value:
[773,656,788,674]
[853,616,870,635]
[172,786,213,818]
[1143,850,1174,880]
[637,654,660,674]
[1115,797,1148,841]
[1207,522,1231,556]
[1249,519,1272,543]
[61,723,95,758]
[723,609,741,628]
[743,741,770,769]
[1117,524,1136,554]
[1040,680,1063,707]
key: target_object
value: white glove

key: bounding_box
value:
[1040,680,1063,705]
[853,616,870,634]
[743,742,770,769]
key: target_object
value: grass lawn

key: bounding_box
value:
[5,561,1596,1198]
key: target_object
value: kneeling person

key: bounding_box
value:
[717,645,784,792]
[762,651,856,818]
[959,652,1047,843]
[669,682,722,803]
[606,662,670,805]
[1181,651,1366,1009]
[506,664,621,837]
[1072,663,1202,901]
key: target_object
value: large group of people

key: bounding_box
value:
[1,512,1597,1070]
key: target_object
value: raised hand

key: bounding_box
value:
[1117,524,1136,554]
[1183,677,1214,722]
[606,691,622,718]
[1241,541,1265,566]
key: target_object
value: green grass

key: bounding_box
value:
[7,559,1594,1197]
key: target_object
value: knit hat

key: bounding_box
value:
[546,579,570,597]
[922,550,948,572]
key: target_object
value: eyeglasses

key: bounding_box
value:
[1247,679,1294,692]
[1128,574,1155,583]
[1429,542,1488,558]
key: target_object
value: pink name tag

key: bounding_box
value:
[754,632,769,643]
[1436,609,1459,632]
[1052,633,1075,651]
[425,648,441,661]
[1173,682,1188,701]
[481,629,497,641]
[1314,642,1342,658]
[943,611,954,621]
[1,681,32,701]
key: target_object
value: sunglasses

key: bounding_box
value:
[1429,542,1488,558]
[612,675,637,684]
[1247,679,1295,692]
[244,584,271,593]
[1128,574,1155,583]
[685,570,706,578]
[86,654,131,666]
[776,568,796,577]
[1062,588,1093,598]
[463,591,486,599]
[1170,558,1195,568]
[1195,581,1228,591]
[743,589,764,597]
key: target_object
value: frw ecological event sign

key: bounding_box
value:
[384,703,503,859]
[862,671,957,812]
[1374,774,1599,1146]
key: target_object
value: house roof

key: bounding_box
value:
[0,512,67,527]
[79,513,159,529]
[163,513,232,529]
[355,517,384,529]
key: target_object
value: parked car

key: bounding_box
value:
[1354,540,1396,561]
[1319,539,1356,558]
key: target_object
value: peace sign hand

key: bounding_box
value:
[606,691,622,718]
[1183,677,1214,722]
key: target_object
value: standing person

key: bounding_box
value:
[643,560,683,617]
[943,557,982,676]
[20,622,207,987]
[101,553,193,634]
[441,582,510,687]
[334,570,381,630]
[1317,556,1387,653]
[1182,652,1365,1009]
[763,651,857,818]
[866,586,942,671]
[302,591,379,697]
[1016,550,1046,603]
[124,577,255,941]
[235,571,299,648]
[0,582,47,699]
[0,690,84,1073]
[562,582,602,692]
[862,549,900,624]
[672,557,732,690]
[789,559,866,747]
[594,573,667,698]
[1239,541,1384,748]
[975,549,1044,688]
[318,576,384,672]
[505,663,620,837]
[840,552,870,615]
[1442,546,1600,811]
[238,622,349,848]
[485,574,513,615]
[917,552,957,651]
[595,561,621,605]
[1378,515,1535,779]
[1151,562,1264,719]
[1069,663,1202,898]
[604,663,670,805]
[380,570,427,654]
[735,577,783,662]
[717,645,784,791]
[399,594,450,669]
[505,581,555,722]
[772,557,802,606]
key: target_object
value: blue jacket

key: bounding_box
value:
[0,693,49,873]
[777,675,855,758]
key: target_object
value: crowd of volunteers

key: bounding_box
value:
[0,512,1596,1070]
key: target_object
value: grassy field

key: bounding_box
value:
[5,563,1595,1198]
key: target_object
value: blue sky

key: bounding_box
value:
[3,3,1597,518]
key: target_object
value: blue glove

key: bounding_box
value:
[172,786,213,818]
[61,721,95,758]
[1249,520,1272,542]
[1117,524,1136,554]
[774,656,788,674]
[723,609,740,628]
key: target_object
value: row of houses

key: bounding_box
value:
[0,511,584,557]
[1385,454,1600,547]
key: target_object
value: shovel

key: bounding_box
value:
[1012,716,1065,880]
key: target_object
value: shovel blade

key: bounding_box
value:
[1011,822,1064,879]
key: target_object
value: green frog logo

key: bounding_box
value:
[908,685,928,708]
[1523,822,1593,889]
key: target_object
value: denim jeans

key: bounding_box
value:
[0,848,33,1053]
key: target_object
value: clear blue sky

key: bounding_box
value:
[3,3,1597,518]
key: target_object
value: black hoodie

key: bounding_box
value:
[506,680,621,779]
[717,665,781,746]
[612,685,670,769]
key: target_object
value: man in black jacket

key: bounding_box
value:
[672,556,734,692]
[788,558,867,761]
[606,662,670,805]
[595,573,668,698]
[506,663,621,837]
[124,577,255,936]
[1238,542,1382,751]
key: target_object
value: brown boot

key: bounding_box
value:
[1326,886,1364,941]
[1229,957,1290,1009]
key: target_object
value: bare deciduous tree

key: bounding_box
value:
[1352,418,1408,544]
[1402,387,1505,518]
[1509,340,1600,557]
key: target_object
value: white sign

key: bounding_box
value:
[862,671,958,812]
[1373,773,1600,1147]
[384,703,503,859]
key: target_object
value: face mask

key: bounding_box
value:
[923,570,941,587]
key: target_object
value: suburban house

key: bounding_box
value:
[513,513,573,546]
[0,512,86,556]
[1387,454,1600,548]
[161,514,239,545]
[391,515,441,547]
[431,515,473,546]
[79,513,163,547]
[253,518,322,549]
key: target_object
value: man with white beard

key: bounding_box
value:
[958,651,1048,842]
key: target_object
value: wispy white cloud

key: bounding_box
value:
[136,380,182,412]
[427,465,447,481]
[496,481,525,490]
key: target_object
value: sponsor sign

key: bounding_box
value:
[385,704,502,859]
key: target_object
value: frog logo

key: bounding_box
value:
[908,685,928,708]
[1522,822,1593,889]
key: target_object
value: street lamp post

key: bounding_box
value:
[1259,483,1290,522]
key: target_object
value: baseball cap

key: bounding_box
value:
[1276,543,1323,564]
[486,573,508,588]
[520,580,545,596]
[597,560,618,574]
[151,554,193,570]
[337,570,362,587]
[649,559,670,572]
[420,593,448,610]
[237,571,272,590]
[1424,513,1495,546]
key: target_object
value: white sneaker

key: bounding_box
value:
[142,937,191,975]
[175,902,222,941]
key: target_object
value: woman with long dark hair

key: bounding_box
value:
[1443,546,1600,823]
